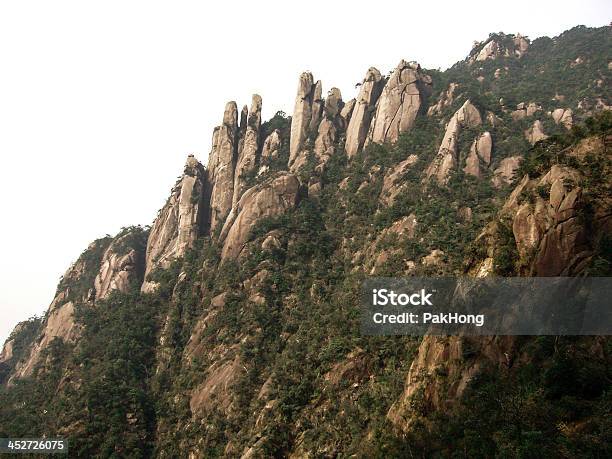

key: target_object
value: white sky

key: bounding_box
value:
[0,1,610,345]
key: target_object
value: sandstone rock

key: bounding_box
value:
[219,173,300,260]
[233,95,262,207]
[492,156,522,187]
[425,100,482,184]
[208,102,239,233]
[427,82,458,116]
[551,108,573,129]
[367,60,432,145]
[379,155,418,205]
[345,68,383,157]
[525,120,548,145]
[142,156,207,292]
[289,72,316,168]
[94,229,145,300]
[463,132,492,178]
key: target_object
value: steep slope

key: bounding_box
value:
[0,24,610,458]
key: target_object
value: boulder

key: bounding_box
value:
[525,120,548,145]
[551,108,573,129]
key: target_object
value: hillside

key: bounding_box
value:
[0,25,611,458]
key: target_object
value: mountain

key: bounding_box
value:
[0,25,610,458]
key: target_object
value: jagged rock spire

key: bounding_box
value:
[233,94,262,207]
[289,72,316,167]
[424,100,482,184]
[345,67,384,157]
[367,60,432,146]
[207,102,239,234]
[142,155,207,292]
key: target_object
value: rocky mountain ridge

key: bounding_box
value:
[0,25,610,458]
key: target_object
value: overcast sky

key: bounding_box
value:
[0,1,610,346]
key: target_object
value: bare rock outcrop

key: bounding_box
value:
[425,100,482,184]
[551,108,573,129]
[289,72,317,168]
[233,95,262,207]
[339,98,356,129]
[11,238,112,380]
[463,131,492,178]
[492,156,522,187]
[367,60,432,146]
[260,129,281,163]
[525,119,548,145]
[469,33,529,63]
[142,155,207,292]
[427,82,459,116]
[219,173,300,260]
[379,155,419,206]
[511,165,591,276]
[208,102,239,234]
[94,228,146,300]
[291,87,345,175]
[345,68,384,158]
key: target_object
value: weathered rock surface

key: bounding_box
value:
[511,165,591,275]
[142,155,207,292]
[492,156,522,187]
[425,100,482,184]
[525,119,548,145]
[367,60,432,145]
[470,33,529,63]
[463,131,492,178]
[345,68,383,157]
[427,82,459,116]
[379,155,418,205]
[208,102,239,233]
[339,98,355,129]
[289,72,317,168]
[291,87,345,174]
[233,95,262,207]
[94,229,145,300]
[219,173,300,260]
[260,129,281,163]
[551,108,573,129]
[11,238,112,380]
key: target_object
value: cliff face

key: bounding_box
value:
[1,25,611,458]
[141,156,207,292]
